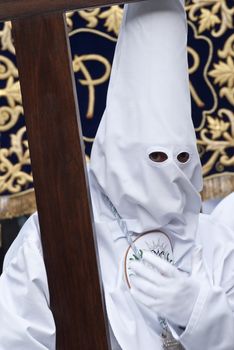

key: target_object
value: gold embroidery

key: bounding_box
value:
[0,106,23,131]
[188,47,205,107]
[0,189,36,219]
[99,6,123,35]
[198,109,234,175]
[0,127,33,194]
[188,20,218,131]
[66,11,75,30]
[79,8,101,29]
[186,0,234,37]
[209,35,234,106]
[73,54,111,118]
[0,21,14,54]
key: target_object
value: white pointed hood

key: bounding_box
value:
[90,0,203,272]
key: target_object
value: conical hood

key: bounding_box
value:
[90,0,203,272]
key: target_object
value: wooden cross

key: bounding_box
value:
[0,1,143,349]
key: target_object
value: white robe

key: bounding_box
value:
[0,191,234,350]
[1,1,232,348]
[0,213,55,350]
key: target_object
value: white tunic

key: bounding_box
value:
[0,213,55,350]
[1,1,232,348]
[0,192,234,350]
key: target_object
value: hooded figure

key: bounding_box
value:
[90,0,203,346]
[0,1,234,350]
[89,0,234,349]
[90,0,203,273]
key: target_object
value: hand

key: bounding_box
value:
[130,251,201,327]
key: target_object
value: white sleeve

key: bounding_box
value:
[0,214,56,350]
[178,223,234,350]
[179,283,234,350]
[168,272,234,349]
[210,192,234,231]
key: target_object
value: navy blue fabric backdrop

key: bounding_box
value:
[0,3,234,219]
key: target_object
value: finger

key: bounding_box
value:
[130,274,162,296]
[130,286,159,309]
[130,260,167,286]
[142,251,177,277]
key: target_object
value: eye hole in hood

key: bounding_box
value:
[149,151,168,163]
[177,152,190,164]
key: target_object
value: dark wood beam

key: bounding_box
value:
[0,0,142,22]
[12,13,110,350]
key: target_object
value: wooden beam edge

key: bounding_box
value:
[0,0,144,22]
